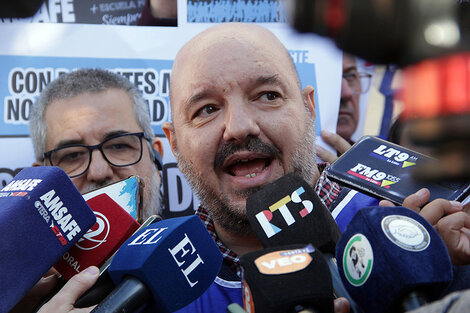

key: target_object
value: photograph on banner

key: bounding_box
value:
[0,0,178,26]
[186,0,287,23]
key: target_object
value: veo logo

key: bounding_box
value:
[254,245,314,275]
[348,163,400,188]
[371,144,418,168]
[255,186,314,238]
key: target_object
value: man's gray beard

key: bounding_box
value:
[175,113,317,236]
[80,169,162,220]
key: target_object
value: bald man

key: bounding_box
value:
[38,23,470,313]
[163,23,350,312]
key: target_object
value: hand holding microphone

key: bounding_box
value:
[380,188,470,265]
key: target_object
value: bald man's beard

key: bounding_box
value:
[175,115,317,236]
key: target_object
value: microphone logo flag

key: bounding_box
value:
[255,186,314,238]
[381,215,430,252]
[371,144,418,168]
[254,244,314,275]
[76,212,110,250]
[343,234,373,287]
[348,163,400,188]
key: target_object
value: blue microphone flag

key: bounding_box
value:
[0,166,96,313]
[108,215,223,313]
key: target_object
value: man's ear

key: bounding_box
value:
[303,85,316,120]
[32,161,42,167]
[151,137,164,158]
[162,121,177,156]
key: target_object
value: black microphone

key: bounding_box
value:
[91,215,223,313]
[240,244,334,313]
[246,173,363,313]
[336,206,454,313]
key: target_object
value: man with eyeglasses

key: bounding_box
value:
[15,68,164,313]
[337,53,372,144]
[316,53,372,165]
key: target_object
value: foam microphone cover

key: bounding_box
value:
[0,166,96,313]
[54,193,140,279]
[246,173,341,254]
[336,206,453,313]
[105,215,223,313]
[240,244,334,313]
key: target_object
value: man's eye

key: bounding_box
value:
[195,105,218,118]
[259,92,280,101]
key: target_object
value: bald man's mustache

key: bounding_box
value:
[214,136,281,169]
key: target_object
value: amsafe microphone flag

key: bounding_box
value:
[240,244,334,313]
[54,193,140,280]
[92,215,223,313]
[336,206,454,313]
[246,173,341,254]
[0,166,96,313]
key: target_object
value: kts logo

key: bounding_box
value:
[381,215,430,252]
[255,245,314,275]
[348,163,400,188]
[255,187,314,238]
[76,212,110,250]
[370,144,418,168]
[343,234,374,287]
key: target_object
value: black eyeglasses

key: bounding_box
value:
[43,132,162,178]
[343,70,373,95]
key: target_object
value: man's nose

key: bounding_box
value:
[223,100,261,142]
[85,149,114,184]
[341,78,354,99]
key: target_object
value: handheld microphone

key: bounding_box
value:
[0,166,96,313]
[91,215,223,313]
[246,173,340,254]
[246,173,363,313]
[336,206,453,313]
[54,193,141,280]
[240,244,334,313]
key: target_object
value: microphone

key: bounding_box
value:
[91,215,223,313]
[336,206,454,313]
[245,173,363,313]
[0,166,96,313]
[239,244,334,313]
[73,214,161,308]
[246,173,340,254]
[54,193,141,280]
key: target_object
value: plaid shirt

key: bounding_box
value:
[195,163,341,277]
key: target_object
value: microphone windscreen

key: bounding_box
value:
[336,206,453,313]
[0,166,96,313]
[107,215,222,313]
[246,173,341,254]
[240,244,334,313]
[54,193,140,280]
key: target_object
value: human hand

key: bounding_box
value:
[37,266,99,313]
[316,130,352,164]
[380,188,470,265]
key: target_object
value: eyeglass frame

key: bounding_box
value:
[342,70,373,95]
[43,132,163,178]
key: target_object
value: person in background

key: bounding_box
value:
[13,68,165,313]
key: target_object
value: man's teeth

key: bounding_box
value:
[245,173,257,178]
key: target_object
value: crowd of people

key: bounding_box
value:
[9,22,470,313]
